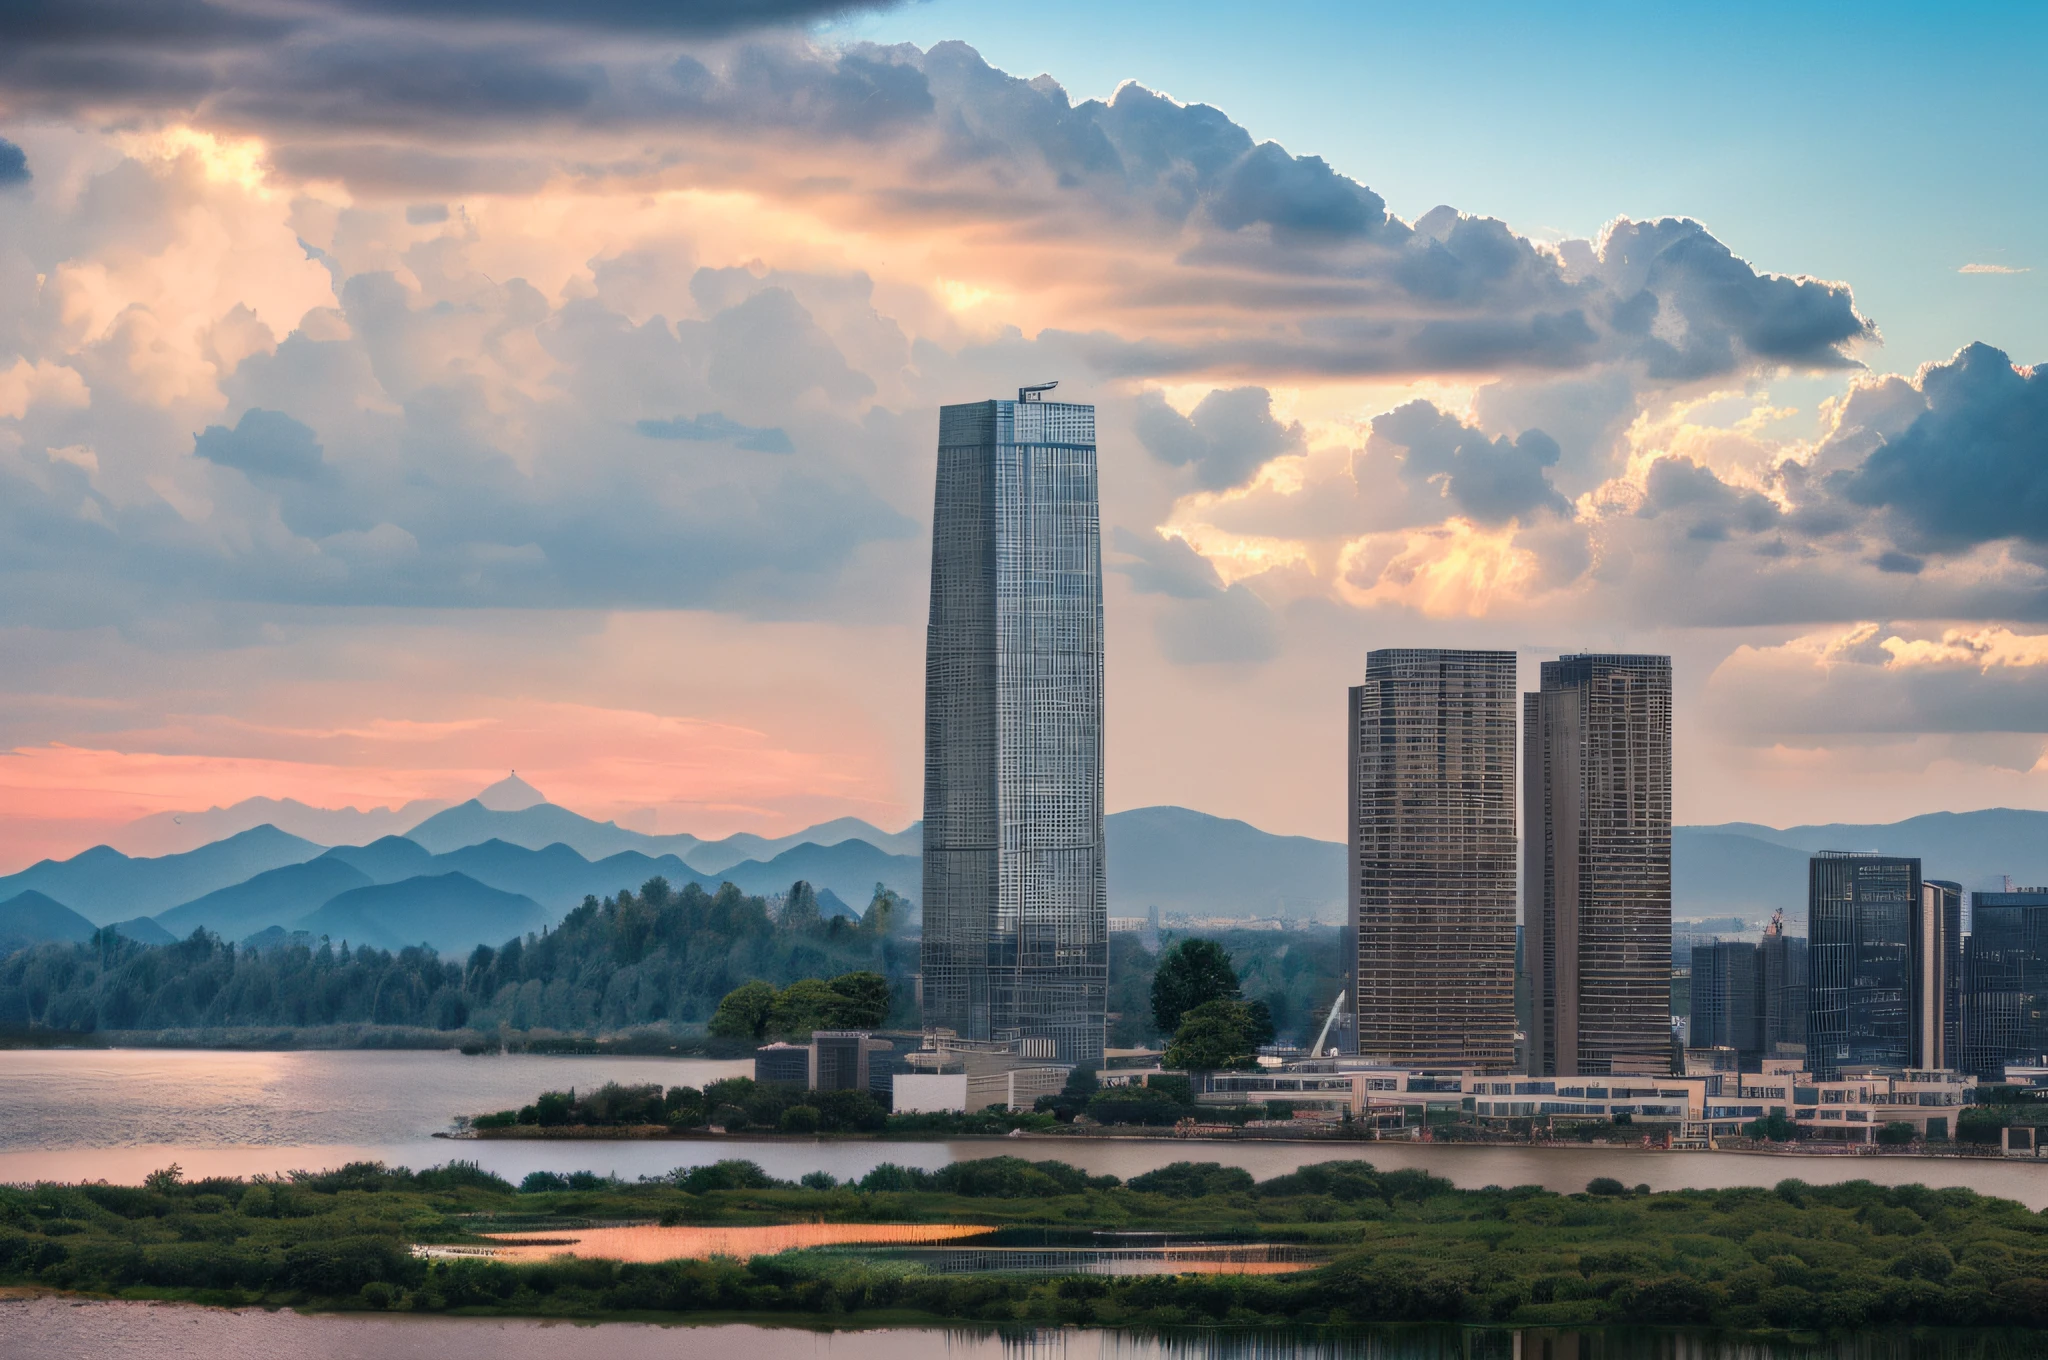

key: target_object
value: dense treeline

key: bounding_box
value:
[0,878,914,1036]
[1108,928,1343,1048]
[7,1156,2048,1333]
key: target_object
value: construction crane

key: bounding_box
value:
[1310,989,1348,1058]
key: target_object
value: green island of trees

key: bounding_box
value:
[5,1157,2048,1333]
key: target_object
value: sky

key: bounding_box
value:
[0,0,2044,869]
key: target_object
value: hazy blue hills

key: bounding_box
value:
[1670,831,1812,922]
[1691,809,2048,890]
[154,857,375,942]
[294,872,551,955]
[0,891,98,950]
[403,801,702,859]
[0,825,324,924]
[400,799,920,872]
[1104,806,1345,919]
[317,835,436,883]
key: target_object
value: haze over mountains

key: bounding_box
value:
[1,773,2044,960]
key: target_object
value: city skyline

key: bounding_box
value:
[0,6,2045,872]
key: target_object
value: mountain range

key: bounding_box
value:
[4,782,2045,959]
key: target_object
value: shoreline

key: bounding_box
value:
[458,1124,2035,1163]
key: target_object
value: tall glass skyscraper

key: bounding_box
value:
[1524,653,1673,1076]
[1806,852,1918,1080]
[920,389,1107,1063]
[1348,648,1517,1068]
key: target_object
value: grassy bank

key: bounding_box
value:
[6,1156,2048,1332]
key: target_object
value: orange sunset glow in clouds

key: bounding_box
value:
[0,5,2045,870]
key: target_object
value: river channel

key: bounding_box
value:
[3,1049,2046,1207]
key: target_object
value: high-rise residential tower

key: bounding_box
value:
[1347,649,1517,1068]
[1524,653,1674,1076]
[920,386,1107,1063]
[1963,886,2048,1078]
[1806,852,1919,1080]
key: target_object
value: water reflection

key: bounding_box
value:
[3,1305,2041,1360]
[4,1049,2047,1210]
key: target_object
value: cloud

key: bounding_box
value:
[1133,386,1301,491]
[1839,343,2048,553]
[1371,399,1569,524]
[194,407,327,480]
[0,138,27,185]
[1958,263,2028,275]
[636,411,794,452]
[1110,527,1279,663]
[1709,623,2048,737]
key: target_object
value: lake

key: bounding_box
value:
[3,1302,2041,1360]
[4,1049,2048,1207]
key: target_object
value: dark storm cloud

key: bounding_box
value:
[1132,386,1302,491]
[1842,342,2048,551]
[1370,400,1570,524]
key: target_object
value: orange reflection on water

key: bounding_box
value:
[482,1221,995,1263]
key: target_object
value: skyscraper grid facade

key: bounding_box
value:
[1524,653,1674,1076]
[920,392,1107,1063]
[1963,887,2048,1079]
[1805,852,1919,1081]
[1347,648,1517,1068]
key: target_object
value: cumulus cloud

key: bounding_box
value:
[1110,527,1280,663]
[1371,400,1569,525]
[636,411,793,452]
[1133,386,1301,491]
[1841,342,2048,552]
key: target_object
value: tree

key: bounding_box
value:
[826,971,891,1028]
[780,881,821,930]
[1164,997,1270,1071]
[862,884,907,935]
[1744,1112,1797,1142]
[1877,1120,1919,1146]
[708,980,779,1041]
[1151,938,1240,1034]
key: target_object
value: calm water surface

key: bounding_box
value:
[1,1303,2039,1360]
[3,1049,2047,1207]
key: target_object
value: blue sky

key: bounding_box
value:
[844,0,2046,372]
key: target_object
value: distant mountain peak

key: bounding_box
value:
[476,772,546,812]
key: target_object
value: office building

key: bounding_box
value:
[1690,941,1761,1058]
[921,385,1107,1063]
[1524,653,1674,1075]
[1758,910,1808,1053]
[1806,852,1918,1080]
[1347,648,1517,1068]
[1964,886,2048,1078]
[1918,880,1963,1071]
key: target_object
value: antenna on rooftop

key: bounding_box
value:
[1018,381,1059,403]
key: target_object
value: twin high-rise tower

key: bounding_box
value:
[921,388,1107,1063]
[1349,649,1673,1074]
